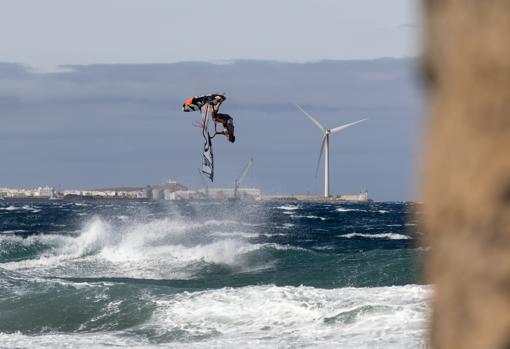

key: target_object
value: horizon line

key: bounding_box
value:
[1,56,418,74]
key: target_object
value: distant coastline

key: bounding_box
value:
[1,185,369,202]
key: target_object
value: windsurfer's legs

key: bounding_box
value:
[226,120,235,143]
[213,113,235,143]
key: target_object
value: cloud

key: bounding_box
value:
[0,58,422,200]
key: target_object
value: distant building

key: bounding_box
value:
[34,186,55,198]
[152,188,164,200]
[201,188,261,200]
[166,190,203,200]
[142,186,152,199]
[0,180,188,201]
[0,187,55,198]
[336,191,369,202]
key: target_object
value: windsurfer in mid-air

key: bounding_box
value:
[182,94,235,143]
[182,93,236,182]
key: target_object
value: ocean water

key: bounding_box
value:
[0,200,429,348]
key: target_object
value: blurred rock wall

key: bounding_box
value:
[422,1,510,348]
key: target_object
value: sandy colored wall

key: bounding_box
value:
[422,1,510,348]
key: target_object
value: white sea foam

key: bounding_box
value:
[313,245,335,251]
[0,284,428,349]
[240,222,263,227]
[0,205,40,212]
[147,284,430,348]
[260,233,286,237]
[210,231,259,239]
[278,223,295,229]
[276,205,299,211]
[339,232,411,240]
[1,230,26,234]
[203,219,238,226]
[261,243,308,251]
[0,332,145,349]
[0,216,280,279]
[0,205,18,211]
[0,205,37,213]
[336,207,366,212]
[290,214,327,221]
[0,233,68,248]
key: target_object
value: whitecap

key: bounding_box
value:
[336,208,366,212]
[291,214,326,221]
[0,205,18,211]
[276,205,299,211]
[277,223,295,229]
[338,232,411,240]
[1,230,26,234]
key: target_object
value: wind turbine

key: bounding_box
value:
[296,104,367,198]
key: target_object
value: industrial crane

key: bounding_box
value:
[197,168,209,198]
[234,158,253,199]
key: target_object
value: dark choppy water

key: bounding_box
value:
[0,200,429,348]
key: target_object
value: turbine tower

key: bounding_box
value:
[296,104,367,198]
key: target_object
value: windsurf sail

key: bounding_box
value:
[201,107,214,181]
[182,94,225,112]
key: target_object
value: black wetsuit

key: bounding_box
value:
[214,113,235,143]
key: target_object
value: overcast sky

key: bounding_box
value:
[0,1,423,201]
[0,0,420,70]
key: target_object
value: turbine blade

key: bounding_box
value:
[330,118,368,134]
[315,135,326,178]
[295,104,326,132]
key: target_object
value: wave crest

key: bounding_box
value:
[0,216,280,279]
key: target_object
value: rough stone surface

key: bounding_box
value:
[422,1,510,348]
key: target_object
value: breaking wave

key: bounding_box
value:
[0,200,425,348]
[0,216,283,279]
[0,271,430,348]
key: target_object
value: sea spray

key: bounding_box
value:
[0,200,426,348]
